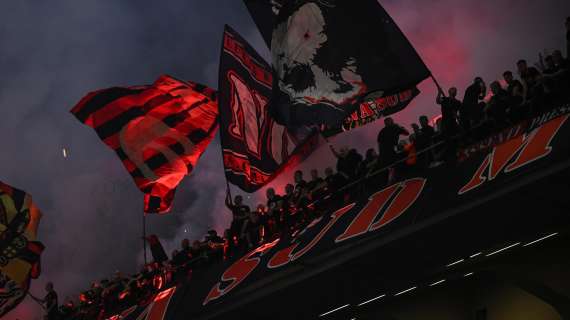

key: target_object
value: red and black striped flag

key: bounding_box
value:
[71,75,219,214]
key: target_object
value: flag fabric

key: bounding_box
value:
[0,181,44,318]
[219,25,320,192]
[145,235,169,264]
[71,75,219,214]
[269,0,431,127]
[243,0,285,47]
[322,87,421,137]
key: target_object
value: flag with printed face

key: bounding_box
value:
[71,75,219,213]
[268,0,430,127]
[0,181,44,318]
[219,25,320,192]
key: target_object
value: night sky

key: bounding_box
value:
[1,1,568,318]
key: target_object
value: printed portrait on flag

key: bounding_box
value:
[0,182,44,318]
[266,0,430,127]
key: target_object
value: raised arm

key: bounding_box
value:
[436,89,444,105]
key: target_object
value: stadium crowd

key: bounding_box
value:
[43,18,570,320]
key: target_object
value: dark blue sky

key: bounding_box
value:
[1,1,568,318]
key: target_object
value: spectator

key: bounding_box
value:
[112,271,127,289]
[294,170,307,191]
[503,71,524,105]
[362,148,379,173]
[521,63,546,113]
[266,187,283,235]
[254,204,270,241]
[324,167,346,193]
[347,149,364,178]
[419,116,435,140]
[330,146,351,180]
[551,50,570,101]
[485,81,510,128]
[517,59,542,104]
[59,299,75,319]
[403,137,417,168]
[461,78,486,130]
[377,117,410,168]
[542,55,558,75]
[171,249,182,265]
[241,210,262,249]
[307,169,326,199]
[437,87,462,135]
[179,239,192,259]
[307,169,324,192]
[225,195,250,249]
[420,115,438,165]
[43,282,59,320]
[205,230,224,245]
[411,123,430,168]
[293,173,312,226]
[190,241,205,263]
[411,123,429,151]
[434,117,443,133]
[552,50,569,70]
[282,184,298,232]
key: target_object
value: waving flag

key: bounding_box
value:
[0,182,44,318]
[219,25,320,192]
[268,0,430,127]
[71,75,219,213]
[243,0,285,47]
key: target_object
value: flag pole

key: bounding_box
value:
[26,291,45,310]
[143,213,148,265]
[226,179,233,206]
[430,73,446,96]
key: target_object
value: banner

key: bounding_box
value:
[269,0,430,127]
[0,182,44,318]
[322,87,420,137]
[71,75,219,213]
[218,25,319,192]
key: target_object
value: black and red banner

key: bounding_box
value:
[322,87,421,137]
[71,75,219,213]
[268,0,430,127]
[108,104,570,319]
[218,25,319,192]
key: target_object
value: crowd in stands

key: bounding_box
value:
[45,17,570,320]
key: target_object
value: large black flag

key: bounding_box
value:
[243,0,285,47]
[266,0,430,127]
[219,25,320,192]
